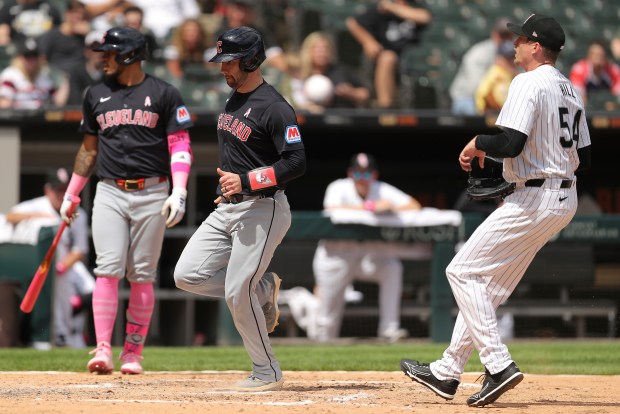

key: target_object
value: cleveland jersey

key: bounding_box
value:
[216,82,304,193]
[496,65,591,183]
[79,75,194,179]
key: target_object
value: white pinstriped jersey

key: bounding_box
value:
[496,65,591,183]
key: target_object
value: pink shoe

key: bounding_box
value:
[120,352,144,375]
[87,341,114,374]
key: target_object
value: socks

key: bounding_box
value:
[92,276,119,345]
[123,283,154,356]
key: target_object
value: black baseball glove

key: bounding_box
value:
[466,156,516,201]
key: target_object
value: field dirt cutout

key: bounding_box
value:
[0,371,619,413]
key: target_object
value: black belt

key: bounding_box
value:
[524,179,573,189]
[108,176,167,191]
[224,193,275,204]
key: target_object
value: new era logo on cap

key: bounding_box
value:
[507,14,565,52]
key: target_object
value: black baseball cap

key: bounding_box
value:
[349,153,378,171]
[507,14,565,52]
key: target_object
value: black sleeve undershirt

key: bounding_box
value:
[475,127,528,158]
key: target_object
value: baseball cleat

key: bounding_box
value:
[400,359,459,400]
[233,375,285,392]
[87,341,114,374]
[262,272,281,333]
[120,352,144,375]
[466,362,523,407]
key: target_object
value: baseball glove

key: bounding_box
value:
[466,156,516,201]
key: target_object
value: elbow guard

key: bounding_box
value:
[248,166,278,191]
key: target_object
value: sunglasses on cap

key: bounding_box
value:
[352,171,373,180]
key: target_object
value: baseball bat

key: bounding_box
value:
[20,208,74,313]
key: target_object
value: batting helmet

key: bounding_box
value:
[209,26,266,72]
[94,26,148,64]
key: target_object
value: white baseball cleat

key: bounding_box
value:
[233,375,285,392]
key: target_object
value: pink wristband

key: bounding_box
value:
[56,262,67,275]
[66,173,89,197]
[363,200,376,212]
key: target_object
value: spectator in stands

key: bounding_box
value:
[62,30,104,105]
[121,5,162,61]
[81,0,130,33]
[4,168,95,348]
[311,153,424,343]
[345,0,432,109]
[474,39,518,114]
[290,31,370,112]
[610,28,620,63]
[37,1,91,91]
[0,0,63,46]
[0,37,68,109]
[569,40,620,105]
[449,17,513,115]
[208,0,288,73]
[129,0,202,42]
[163,18,212,81]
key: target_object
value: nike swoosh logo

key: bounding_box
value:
[559,196,568,202]
[100,96,111,102]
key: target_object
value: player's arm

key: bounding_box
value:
[60,134,99,224]
[475,127,527,158]
[240,148,306,192]
[161,129,192,228]
[577,145,591,171]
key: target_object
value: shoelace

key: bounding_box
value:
[88,342,111,356]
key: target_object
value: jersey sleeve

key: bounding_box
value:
[264,101,304,153]
[379,182,413,207]
[78,86,98,135]
[162,84,194,134]
[495,73,538,135]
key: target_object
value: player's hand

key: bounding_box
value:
[161,187,187,228]
[60,193,80,225]
[459,136,486,172]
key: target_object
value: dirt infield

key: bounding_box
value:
[0,371,618,414]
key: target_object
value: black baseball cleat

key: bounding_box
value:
[400,359,459,400]
[466,362,524,407]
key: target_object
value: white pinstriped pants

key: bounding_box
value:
[431,182,577,380]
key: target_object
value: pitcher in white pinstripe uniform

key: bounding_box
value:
[400,14,591,407]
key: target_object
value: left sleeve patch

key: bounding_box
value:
[285,125,302,144]
[176,105,191,123]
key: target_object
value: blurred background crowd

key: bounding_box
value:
[2,0,620,114]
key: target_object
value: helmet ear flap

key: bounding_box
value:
[240,54,264,72]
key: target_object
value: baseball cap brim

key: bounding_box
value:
[507,22,528,39]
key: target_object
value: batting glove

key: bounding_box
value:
[162,187,187,228]
[60,193,80,225]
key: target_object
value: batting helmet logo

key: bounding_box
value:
[94,26,149,64]
[209,26,266,72]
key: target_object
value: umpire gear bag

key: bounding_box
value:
[209,26,266,72]
[94,27,149,64]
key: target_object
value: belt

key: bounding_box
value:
[524,179,573,189]
[224,193,275,204]
[108,176,167,191]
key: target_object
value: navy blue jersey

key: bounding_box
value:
[79,75,193,179]
[217,81,305,194]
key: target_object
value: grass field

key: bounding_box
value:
[1,340,619,374]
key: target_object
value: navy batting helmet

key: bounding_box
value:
[94,26,148,64]
[209,26,266,72]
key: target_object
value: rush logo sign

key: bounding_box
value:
[285,125,301,143]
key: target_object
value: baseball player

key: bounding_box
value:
[174,26,306,391]
[60,27,194,374]
[312,153,422,343]
[401,14,591,406]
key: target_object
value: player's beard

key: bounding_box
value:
[226,71,250,90]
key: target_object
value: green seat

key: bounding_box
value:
[0,226,56,344]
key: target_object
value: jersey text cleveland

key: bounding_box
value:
[96,109,160,130]
[217,113,252,141]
